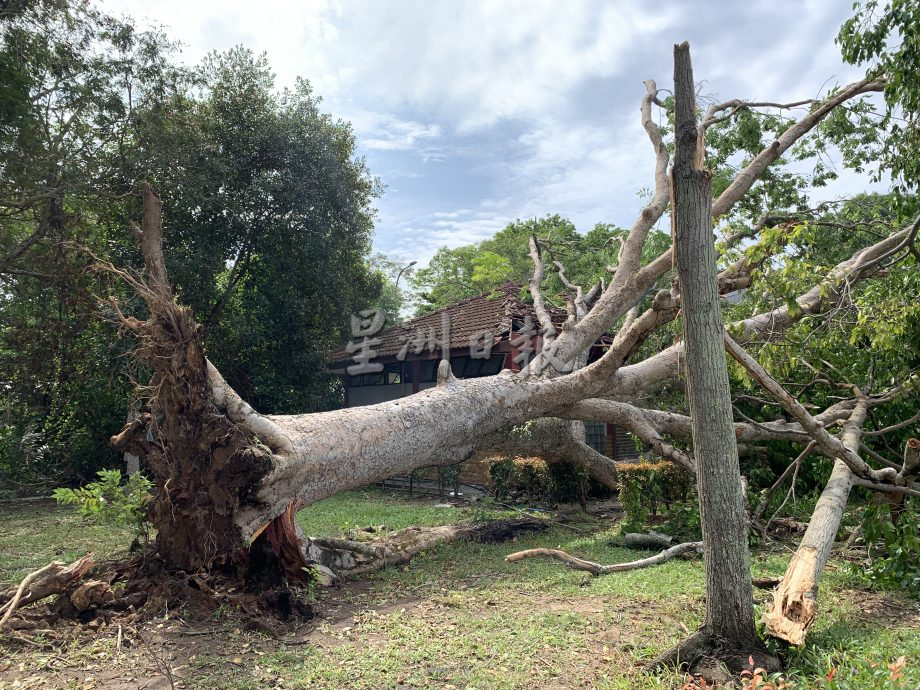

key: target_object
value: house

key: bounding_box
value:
[329,284,641,489]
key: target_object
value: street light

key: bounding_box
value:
[395,260,417,288]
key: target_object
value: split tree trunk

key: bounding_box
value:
[653,42,777,676]
[762,402,866,644]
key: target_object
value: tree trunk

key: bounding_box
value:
[112,187,634,577]
[653,42,776,676]
[763,402,867,644]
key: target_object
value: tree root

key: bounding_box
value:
[648,628,781,682]
[0,554,95,629]
[505,541,702,574]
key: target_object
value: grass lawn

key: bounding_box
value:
[1,489,918,689]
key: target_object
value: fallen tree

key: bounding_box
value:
[90,40,919,677]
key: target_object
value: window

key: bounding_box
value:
[419,359,438,383]
[348,363,404,387]
[584,421,607,456]
[449,354,506,378]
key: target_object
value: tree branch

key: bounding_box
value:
[505,541,702,574]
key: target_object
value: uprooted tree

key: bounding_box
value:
[94,38,920,675]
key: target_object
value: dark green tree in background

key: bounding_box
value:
[0,1,383,492]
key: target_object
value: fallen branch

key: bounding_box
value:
[618,531,675,550]
[307,518,549,579]
[0,554,94,620]
[762,401,868,645]
[0,563,59,630]
[505,541,702,575]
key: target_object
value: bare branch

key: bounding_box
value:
[700,97,815,134]
[864,409,920,437]
[506,541,702,574]
[528,235,556,345]
[636,78,886,291]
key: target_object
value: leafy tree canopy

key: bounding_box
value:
[410,214,671,314]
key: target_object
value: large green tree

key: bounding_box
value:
[0,0,178,490]
[0,2,384,491]
[122,47,383,413]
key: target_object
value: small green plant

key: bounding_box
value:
[488,456,556,505]
[53,469,153,544]
[852,501,920,596]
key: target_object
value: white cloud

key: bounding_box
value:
[347,111,442,152]
[98,0,891,268]
[311,2,683,130]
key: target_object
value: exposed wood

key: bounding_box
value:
[763,401,869,645]
[505,541,702,574]
[0,563,59,630]
[69,580,114,613]
[0,554,94,621]
[902,437,920,476]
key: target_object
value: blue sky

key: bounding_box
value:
[102,0,884,266]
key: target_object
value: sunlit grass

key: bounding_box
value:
[2,491,918,689]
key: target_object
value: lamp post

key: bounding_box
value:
[395,260,417,288]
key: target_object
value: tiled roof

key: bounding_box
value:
[330,283,567,363]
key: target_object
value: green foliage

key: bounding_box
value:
[489,456,557,505]
[126,46,383,414]
[487,456,593,506]
[615,460,697,533]
[53,469,153,542]
[852,501,920,596]
[839,0,920,190]
[0,0,386,495]
[410,215,671,314]
[783,649,910,689]
[0,0,168,492]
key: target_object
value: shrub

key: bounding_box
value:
[53,469,153,544]
[489,456,556,505]
[616,458,696,531]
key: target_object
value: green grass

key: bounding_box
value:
[295,487,511,537]
[2,491,918,690]
[0,499,134,584]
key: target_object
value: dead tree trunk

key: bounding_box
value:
[652,42,778,676]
